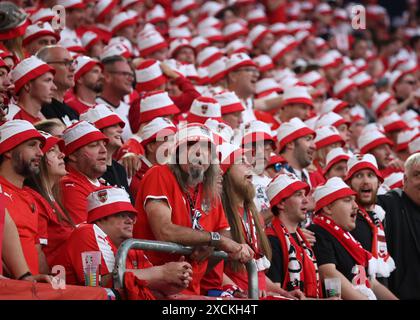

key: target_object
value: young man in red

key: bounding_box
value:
[59,186,192,298]
[0,120,46,274]
[9,56,56,123]
[60,120,109,225]
[134,124,254,295]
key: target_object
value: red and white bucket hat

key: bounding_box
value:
[62,120,108,156]
[186,96,222,124]
[323,147,350,175]
[267,172,310,207]
[23,22,60,46]
[314,125,345,149]
[282,86,313,108]
[0,120,46,154]
[139,90,180,124]
[135,59,166,92]
[217,142,246,174]
[357,129,393,154]
[74,55,102,82]
[79,104,125,130]
[11,55,55,94]
[242,120,275,146]
[313,177,356,213]
[345,153,383,182]
[214,91,245,115]
[87,186,136,223]
[139,117,177,147]
[277,117,315,151]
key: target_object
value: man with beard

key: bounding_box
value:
[134,124,254,296]
[377,153,420,299]
[8,56,56,124]
[226,53,259,124]
[278,118,323,228]
[345,154,396,283]
[0,120,46,274]
[219,143,303,299]
[60,120,109,225]
[308,177,397,300]
[266,173,322,299]
[36,46,80,126]
[66,56,104,115]
[97,55,134,141]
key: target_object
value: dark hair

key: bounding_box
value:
[100,55,127,68]
[271,205,280,217]
[34,119,65,134]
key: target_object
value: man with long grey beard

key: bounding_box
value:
[133,124,254,296]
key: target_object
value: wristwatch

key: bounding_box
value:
[209,231,221,247]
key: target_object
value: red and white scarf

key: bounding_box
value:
[313,214,377,299]
[239,206,270,272]
[358,206,395,278]
[266,218,322,298]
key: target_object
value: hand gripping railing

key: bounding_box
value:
[113,238,259,299]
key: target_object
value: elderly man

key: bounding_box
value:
[377,153,420,299]
[36,45,79,126]
[134,124,253,296]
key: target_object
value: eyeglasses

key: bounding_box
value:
[108,71,135,78]
[114,212,137,223]
[47,60,75,68]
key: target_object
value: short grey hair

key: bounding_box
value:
[35,45,65,62]
[404,153,420,175]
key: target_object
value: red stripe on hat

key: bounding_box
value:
[345,161,384,183]
[270,180,310,207]
[135,74,167,92]
[207,70,227,84]
[87,201,137,223]
[279,127,315,151]
[374,96,393,116]
[140,127,177,147]
[315,134,344,149]
[94,114,125,130]
[0,129,46,154]
[140,104,180,124]
[315,187,356,212]
[224,29,248,43]
[139,41,168,57]
[272,42,298,62]
[23,30,60,46]
[360,137,393,154]
[335,83,357,99]
[221,103,245,115]
[41,136,64,154]
[14,64,55,94]
[252,29,271,46]
[64,131,108,156]
[186,112,222,124]
[220,148,245,174]
[96,0,118,23]
[242,132,274,146]
[199,52,223,67]
[282,97,314,108]
[112,17,137,34]
[228,60,257,73]
[383,121,409,133]
[323,154,350,175]
[258,62,275,72]
[75,60,99,82]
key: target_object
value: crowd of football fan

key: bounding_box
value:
[0,0,420,300]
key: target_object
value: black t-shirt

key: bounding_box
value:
[308,223,364,283]
[42,98,79,125]
[377,190,420,299]
[101,160,133,203]
[350,212,373,252]
[267,233,301,285]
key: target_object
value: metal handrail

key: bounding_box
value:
[113,238,259,299]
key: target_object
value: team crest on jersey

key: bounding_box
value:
[97,190,108,203]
